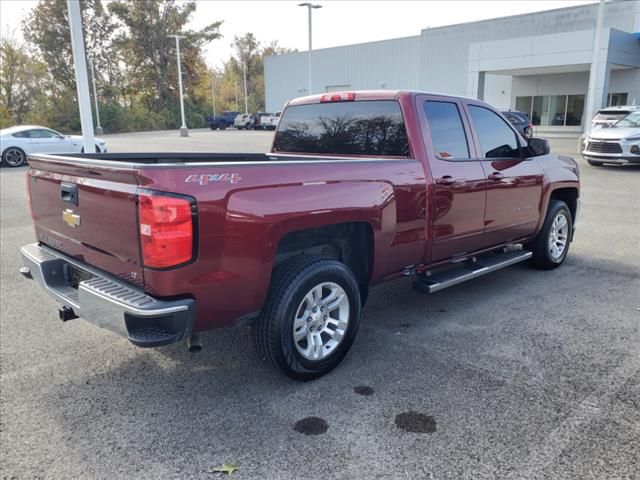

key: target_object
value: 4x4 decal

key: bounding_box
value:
[185,173,242,185]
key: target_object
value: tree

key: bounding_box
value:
[0,34,48,127]
[108,0,221,113]
[23,0,116,91]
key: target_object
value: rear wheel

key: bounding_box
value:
[2,147,26,167]
[587,160,604,167]
[253,255,361,381]
[525,199,573,270]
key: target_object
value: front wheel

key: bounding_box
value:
[525,199,573,270]
[253,256,362,381]
[2,147,27,167]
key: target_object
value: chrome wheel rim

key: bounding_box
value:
[5,149,25,167]
[548,212,569,260]
[293,282,350,361]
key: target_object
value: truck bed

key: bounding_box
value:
[45,152,272,164]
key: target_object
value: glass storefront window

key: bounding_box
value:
[549,95,567,126]
[532,96,544,126]
[515,94,585,126]
[566,95,584,126]
[515,97,532,117]
[607,93,628,107]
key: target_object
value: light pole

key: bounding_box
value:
[211,76,216,117]
[168,34,188,137]
[242,60,248,114]
[89,59,103,135]
[66,0,94,153]
[234,82,239,111]
[298,2,322,94]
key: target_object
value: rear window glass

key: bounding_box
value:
[273,100,410,157]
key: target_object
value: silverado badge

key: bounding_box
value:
[62,209,81,228]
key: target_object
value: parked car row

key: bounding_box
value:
[207,111,281,131]
[0,125,107,168]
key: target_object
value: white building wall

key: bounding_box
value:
[511,72,590,98]
[609,69,640,105]
[264,36,421,112]
[265,1,640,113]
[483,75,512,109]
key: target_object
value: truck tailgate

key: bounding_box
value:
[27,155,144,287]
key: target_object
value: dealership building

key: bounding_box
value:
[264,1,640,134]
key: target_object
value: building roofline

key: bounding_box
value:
[421,1,600,34]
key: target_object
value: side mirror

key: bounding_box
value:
[527,137,550,157]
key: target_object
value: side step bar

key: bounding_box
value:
[413,250,532,294]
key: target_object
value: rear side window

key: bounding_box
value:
[273,100,410,157]
[424,101,470,160]
[468,105,521,159]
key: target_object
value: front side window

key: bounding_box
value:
[423,101,469,160]
[468,105,521,159]
[273,100,410,157]
[30,129,59,138]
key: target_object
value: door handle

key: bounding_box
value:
[435,175,456,186]
[488,172,505,181]
[60,182,78,206]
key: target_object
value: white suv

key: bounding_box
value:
[583,111,640,166]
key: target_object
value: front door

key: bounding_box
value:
[417,95,487,263]
[29,128,68,153]
[464,103,543,246]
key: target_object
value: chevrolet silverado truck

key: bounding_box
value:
[20,90,580,380]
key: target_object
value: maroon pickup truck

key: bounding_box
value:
[20,90,580,380]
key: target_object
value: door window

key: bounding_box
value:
[423,101,469,160]
[468,105,521,159]
[30,129,60,138]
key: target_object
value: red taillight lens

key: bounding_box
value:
[138,193,194,269]
[320,92,356,103]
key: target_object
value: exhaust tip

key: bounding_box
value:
[186,334,202,353]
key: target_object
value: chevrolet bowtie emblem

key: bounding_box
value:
[62,209,81,228]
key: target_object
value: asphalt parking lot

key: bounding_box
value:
[1,130,639,479]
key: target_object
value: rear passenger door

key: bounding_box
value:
[418,95,487,263]
[464,103,543,246]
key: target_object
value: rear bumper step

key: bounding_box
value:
[20,243,195,347]
[413,250,532,294]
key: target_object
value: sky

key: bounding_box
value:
[1,0,596,68]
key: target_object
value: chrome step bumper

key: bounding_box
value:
[413,250,532,294]
[20,243,195,347]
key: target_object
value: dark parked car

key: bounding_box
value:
[206,111,240,130]
[502,110,533,137]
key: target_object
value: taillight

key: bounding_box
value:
[320,92,356,103]
[138,193,195,269]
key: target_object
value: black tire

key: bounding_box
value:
[219,124,227,130]
[2,147,27,167]
[253,255,362,381]
[587,160,604,167]
[237,126,243,130]
[525,199,573,270]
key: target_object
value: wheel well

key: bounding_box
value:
[274,222,374,294]
[550,188,578,223]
